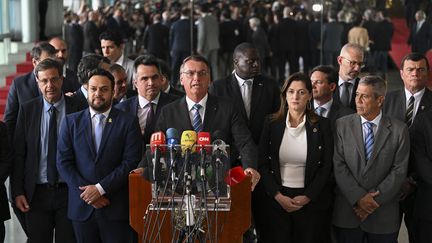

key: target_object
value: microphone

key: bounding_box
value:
[166,128,179,185]
[212,139,228,162]
[150,131,166,183]
[197,132,211,178]
[180,131,197,191]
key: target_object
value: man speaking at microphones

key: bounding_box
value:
[154,55,260,190]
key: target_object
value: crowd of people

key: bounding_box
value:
[0,0,431,243]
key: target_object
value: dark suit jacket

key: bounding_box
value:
[143,22,169,60]
[167,86,185,98]
[155,94,257,169]
[258,115,334,210]
[71,87,89,111]
[169,18,195,53]
[115,92,177,144]
[333,78,360,110]
[4,72,40,138]
[11,96,79,202]
[57,107,142,221]
[383,88,432,123]
[322,21,344,52]
[63,68,81,93]
[408,21,432,54]
[83,21,100,53]
[0,122,12,221]
[410,110,432,220]
[67,23,84,72]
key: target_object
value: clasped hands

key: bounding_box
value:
[275,192,310,213]
[354,191,380,221]
[79,185,110,209]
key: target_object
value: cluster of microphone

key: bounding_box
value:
[147,128,229,195]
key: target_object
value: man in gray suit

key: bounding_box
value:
[196,3,220,80]
[333,75,410,243]
[383,52,432,243]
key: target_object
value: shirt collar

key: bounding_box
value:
[81,85,88,99]
[43,95,65,112]
[234,71,254,86]
[89,107,112,119]
[314,98,333,111]
[115,53,125,66]
[360,111,382,126]
[138,92,161,109]
[163,85,171,94]
[338,77,356,87]
[186,93,208,111]
[404,87,425,101]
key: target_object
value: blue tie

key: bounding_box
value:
[364,122,374,162]
[315,106,326,116]
[94,114,105,152]
[47,106,58,185]
[192,104,203,133]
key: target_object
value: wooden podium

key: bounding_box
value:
[129,173,251,243]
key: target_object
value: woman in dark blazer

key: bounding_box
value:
[258,72,334,243]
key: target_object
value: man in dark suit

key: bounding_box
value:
[310,65,355,131]
[0,122,12,242]
[4,42,56,141]
[408,10,432,54]
[12,58,77,242]
[333,75,410,243]
[83,10,101,55]
[158,58,185,97]
[169,7,196,87]
[49,37,81,93]
[219,10,242,77]
[210,42,280,243]
[143,14,169,62]
[334,43,365,110]
[115,55,177,145]
[155,55,261,190]
[322,13,343,66]
[410,109,432,243]
[71,54,111,111]
[383,52,432,243]
[370,11,394,79]
[57,69,142,243]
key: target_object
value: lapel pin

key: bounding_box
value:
[258,83,263,86]
[421,106,425,110]
[318,146,322,150]
[313,128,318,133]
[108,118,112,123]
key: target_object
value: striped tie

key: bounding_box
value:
[406,96,415,126]
[315,106,326,116]
[364,122,374,162]
[192,104,203,133]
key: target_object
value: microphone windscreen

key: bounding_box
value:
[150,131,166,153]
[166,128,179,146]
[180,130,197,154]
[197,132,211,153]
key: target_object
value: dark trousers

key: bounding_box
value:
[26,184,75,243]
[259,187,331,243]
[400,192,416,243]
[334,226,398,243]
[72,211,134,243]
[415,218,432,243]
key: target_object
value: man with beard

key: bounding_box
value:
[334,43,365,110]
[57,69,142,243]
[49,37,80,93]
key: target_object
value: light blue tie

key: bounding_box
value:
[364,122,374,162]
[315,106,326,116]
[94,114,105,152]
[192,104,203,133]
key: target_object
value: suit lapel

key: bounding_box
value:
[34,98,44,165]
[131,97,139,115]
[418,88,432,114]
[96,108,118,159]
[350,114,367,166]
[271,117,286,177]
[30,73,41,97]
[179,98,194,131]
[363,116,391,173]
[230,75,248,119]
[83,110,97,158]
[250,76,264,120]
[203,95,217,132]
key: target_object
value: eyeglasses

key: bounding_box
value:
[341,56,365,68]
[37,76,62,85]
[182,70,209,78]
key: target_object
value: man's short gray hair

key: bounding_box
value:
[359,75,387,98]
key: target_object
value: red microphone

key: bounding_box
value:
[197,132,211,178]
[150,131,166,183]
